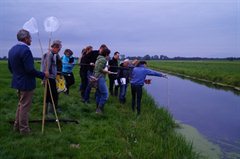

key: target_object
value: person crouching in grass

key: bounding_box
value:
[130,60,167,115]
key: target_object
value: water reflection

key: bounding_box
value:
[144,74,240,159]
[168,73,240,95]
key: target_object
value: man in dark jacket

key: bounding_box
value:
[8,29,48,135]
[108,52,120,96]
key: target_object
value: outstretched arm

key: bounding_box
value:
[146,68,167,78]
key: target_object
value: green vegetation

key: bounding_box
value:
[148,60,240,88]
[0,61,203,159]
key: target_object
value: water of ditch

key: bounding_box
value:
[144,74,240,159]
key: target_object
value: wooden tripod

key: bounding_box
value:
[41,76,61,133]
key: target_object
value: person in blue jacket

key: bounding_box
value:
[130,60,167,115]
[62,49,75,95]
[8,29,48,135]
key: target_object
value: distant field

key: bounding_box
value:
[148,60,240,88]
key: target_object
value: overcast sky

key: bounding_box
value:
[0,0,239,58]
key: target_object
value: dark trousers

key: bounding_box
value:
[84,71,93,102]
[109,76,119,96]
[131,84,143,115]
[80,71,88,98]
[63,72,75,94]
[46,78,58,109]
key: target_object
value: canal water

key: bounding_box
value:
[144,74,240,159]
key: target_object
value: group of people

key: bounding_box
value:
[79,44,167,115]
[8,29,167,135]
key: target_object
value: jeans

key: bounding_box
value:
[119,84,128,103]
[131,84,143,115]
[96,77,108,108]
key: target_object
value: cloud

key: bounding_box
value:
[0,0,239,58]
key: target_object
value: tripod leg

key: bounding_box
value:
[42,80,48,134]
[47,79,61,132]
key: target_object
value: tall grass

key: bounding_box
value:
[148,60,240,88]
[0,61,203,159]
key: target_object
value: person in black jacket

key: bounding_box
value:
[79,46,92,98]
[108,52,120,96]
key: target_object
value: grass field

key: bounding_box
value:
[0,60,203,159]
[147,60,240,88]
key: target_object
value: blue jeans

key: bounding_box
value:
[96,77,108,108]
[131,84,143,115]
[119,84,128,103]
[84,71,93,102]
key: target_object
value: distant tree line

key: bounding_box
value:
[126,54,240,61]
[0,56,7,60]
[1,55,240,61]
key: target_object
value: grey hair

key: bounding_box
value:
[51,40,62,49]
[17,29,31,41]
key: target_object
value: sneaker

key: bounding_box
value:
[95,108,102,114]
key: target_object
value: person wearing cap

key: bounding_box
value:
[8,29,48,135]
[117,59,131,104]
[130,60,167,115]
[41,40,62,115]
[62,49,75,95]
[108,51,120,96]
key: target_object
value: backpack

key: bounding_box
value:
[56,74,67,93]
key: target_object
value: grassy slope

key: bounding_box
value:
[0,61,202,159]
[148,60,240,88]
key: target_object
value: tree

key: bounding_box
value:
[120,54,125,60]
[160,55,168,60]
[143,54,151,60]
[152,55,159,60]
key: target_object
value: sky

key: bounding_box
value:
[0,0,239,58]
